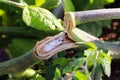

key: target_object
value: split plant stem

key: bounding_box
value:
[0,32,78,75]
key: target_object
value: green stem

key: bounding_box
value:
[84,58,91,80]
[91,50,99,79]
[65,8,120,26]
[0,32,78,75]
[0,0,26,9]
[0,26,62,38]
[0,27,36,37]
[64,8,120,59]
[0,50,41,75]
[72,27,120,59]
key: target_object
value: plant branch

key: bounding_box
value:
[84,58,91,80]
[64,8,120,26]
[0,27,36,37]
[91,50,99,79]
[0,32,78,75]
[0,0,26,9]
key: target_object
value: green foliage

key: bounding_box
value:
[41,0,60,9]
[30,74,45,80]
[63,58,86,74]
[0,0,113,80]
[35,0,45,7]
[62,0,75,12]
[72,0,112,37]
[52,57,69,67]
[53,68,61,80]
[73,71,88,80]
[22,6,63,31]
[10,38,36,57]
[85,42,98,50]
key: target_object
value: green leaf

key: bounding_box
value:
[63,58,86,74]
[0,9,8,26]
[92,50,111,77]
[45,65,60,80]
[14,68,36,78]
[62,0,75,12]
[10,38,36,57]
[22,6,63,31]
[52,57,69,67]
[41,0,60,9]
[71,0,89,11]
[106,0,114,3]
[91,64,103,80]
[35,0,45,7]
[53,68,61,80]
[100,50,111,62]
[73,71,88,80]
[84,49,96,58]
[78,20,110,37]
[23,0,35,5]
[85,42,97,50]
[84,0,111,10]
[102,58,111,77]
[0,9,4,16]
[30,74,45,80]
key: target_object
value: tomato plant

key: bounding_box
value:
[0,0,117,80]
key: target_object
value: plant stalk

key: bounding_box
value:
[0,50,41,75]
[0,32,78,75]
[0,27,36,37]
[65,8,120,26]
[0,0,26,9]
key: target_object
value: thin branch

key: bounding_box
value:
[0,0,26,9]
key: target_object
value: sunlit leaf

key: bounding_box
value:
[31,74,45,80]
[102,58,111,77]
[35,0,46,7]
[53,68,61,80]
[62,0,75,12]
[84,49,96,57]
[0,9,8,26]
[100,50,111,62]
[0,9,4,16]
[106,0,114,3]
[22,6,63,31]
[85,42,97,50]
[89,0,94,3]
[73,71,88,80]
[14,68,36,78]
